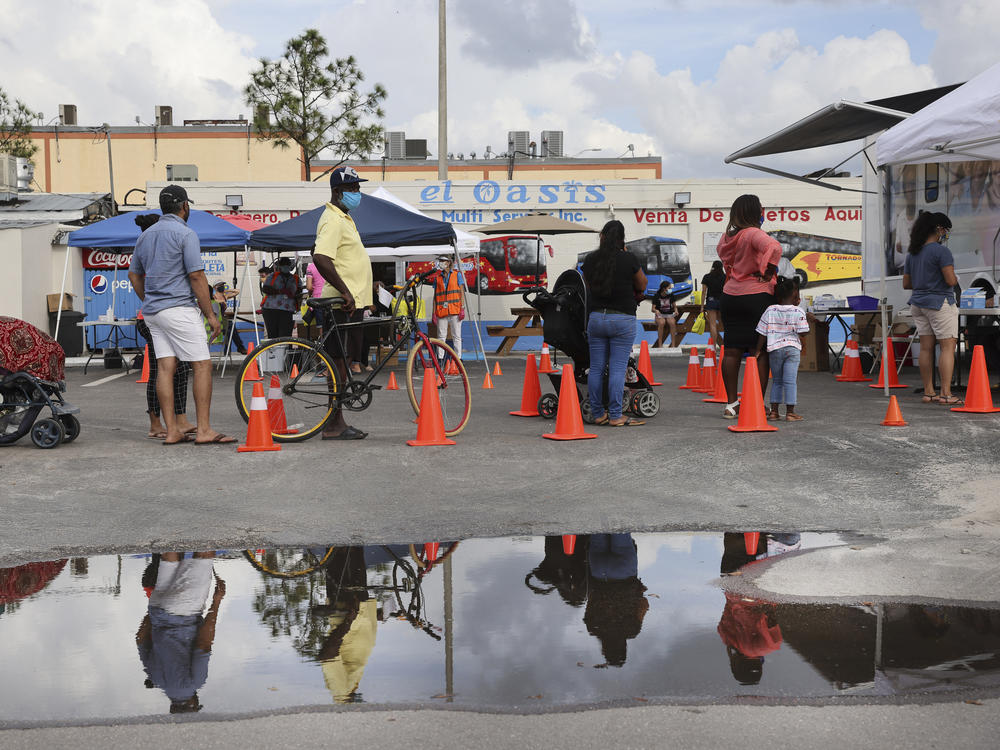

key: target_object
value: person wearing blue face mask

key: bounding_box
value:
[313,166,374,440]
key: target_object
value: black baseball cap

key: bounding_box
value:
[159,184,194,210]
[329,166,368,187]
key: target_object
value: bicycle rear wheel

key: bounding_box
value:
[243,547,335,578]
[234,338,338,442]
[405,338,471,436]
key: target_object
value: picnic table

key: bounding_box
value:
[486,307,544,355]
[640,304,722,348]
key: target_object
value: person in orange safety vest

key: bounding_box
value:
[433,255,464,360]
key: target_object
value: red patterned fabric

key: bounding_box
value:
[0,317,66,382]
[0,559,67,604]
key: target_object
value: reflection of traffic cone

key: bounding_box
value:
[868,340,908,389]
[386,371,400,390]
[424,542,439,562]
[543,364,597,441]
[135,344,150,383]
[538,343,556,373]
[238,381,282,452]
[482,370,494,389]
[704,346,728,403]
[244,342,261,382]
[881,395,907,426]
[510,354,542,416]
[952,345,1000,413]
[407,367,456,446]
[743,532,760,555]
[637,339,662,386]
[562,534,577,555]
[728,357,778,432]
[695,346,716,393]
[679,347,701,389]
[493,361,502,376]
[836,340,872,382]
[267,375,298,435]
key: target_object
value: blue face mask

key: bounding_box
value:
[759,214,765,226]
[340,190,362,210]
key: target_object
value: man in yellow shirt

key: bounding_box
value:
[313,166,373,440]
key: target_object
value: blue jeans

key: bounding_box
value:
[769,345,800,405]
[587,312,636,420]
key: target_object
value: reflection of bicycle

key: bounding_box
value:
[234,269,471,441]
[243,543,452,579]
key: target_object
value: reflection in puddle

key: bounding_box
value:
[0,533,998,722]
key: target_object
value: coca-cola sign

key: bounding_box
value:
[83,250,131,269]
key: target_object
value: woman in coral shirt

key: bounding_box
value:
[715,194,781,418]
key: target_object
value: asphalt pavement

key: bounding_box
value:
[2,349,998,745]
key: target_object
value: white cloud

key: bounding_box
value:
[0,0,256,124]
[918,0,1000,84]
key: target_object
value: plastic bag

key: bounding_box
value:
[691,312,706,335]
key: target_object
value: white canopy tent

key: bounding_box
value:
[877,62,1000,167]
[364,186,488,366]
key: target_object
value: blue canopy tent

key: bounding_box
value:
[67,209,249,250]
[60,210,251,351]
[247,193,456,250]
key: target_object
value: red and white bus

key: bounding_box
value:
[407,235,553,294]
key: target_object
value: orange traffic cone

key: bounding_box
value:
[238,381,281,452]
[244,341,261,382]
[868,340,908,389]
[510,354,542,416]
[482,370,494,389]
[637,339,662,386]
[493,361,502,376]
[952,345,1000,413]
[743,532,760,555]
[881,395,908,426]
[135,344,150,383]
[267,375,298,435]
[704,345,728,403]
[543,364,597,441]
[728,357,778,432]
[562,534,577,555]
[538,343,557,373]
[445,357,460,376]
[386,371,400,390]
[424,542,439,562]
[695,346,716,393]
[679,347,701,389]
[290,363,299,379]
[407,366,456,446]
[836,340,872,382]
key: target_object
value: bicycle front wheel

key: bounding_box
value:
[405,338,471,436]
[235,337,338,442]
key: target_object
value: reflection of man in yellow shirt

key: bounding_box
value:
[320,599,377,703]
[312,166,374,441]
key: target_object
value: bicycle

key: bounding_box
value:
[234,269,471,441]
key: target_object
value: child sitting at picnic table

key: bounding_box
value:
[753,277,810,421]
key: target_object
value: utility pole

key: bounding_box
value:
[103,124,116,214]
[438,0,448,180]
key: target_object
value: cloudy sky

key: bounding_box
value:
[1,0,997,177]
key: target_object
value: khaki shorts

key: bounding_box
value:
[910,301,958,339]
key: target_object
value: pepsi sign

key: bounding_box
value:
[90,274,108,294]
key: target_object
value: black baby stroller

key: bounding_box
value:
[522,269,659,421]
[0,317,81,449]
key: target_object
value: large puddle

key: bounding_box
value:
[1,533,999,722]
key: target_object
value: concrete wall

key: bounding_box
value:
[0,224,83,332]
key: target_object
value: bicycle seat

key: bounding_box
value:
[306,297,345,309]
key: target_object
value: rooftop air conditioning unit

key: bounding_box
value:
[541,130,564,157]
[59,104,77,126]
[166,164,198,181]
[0,154,17,201]
[404,139,427,159]
[508,130,530,156]
[15,157,34,191]
[385,131,406,159]
[155,105,173,126]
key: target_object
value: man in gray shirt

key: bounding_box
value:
[128,185,235,445]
